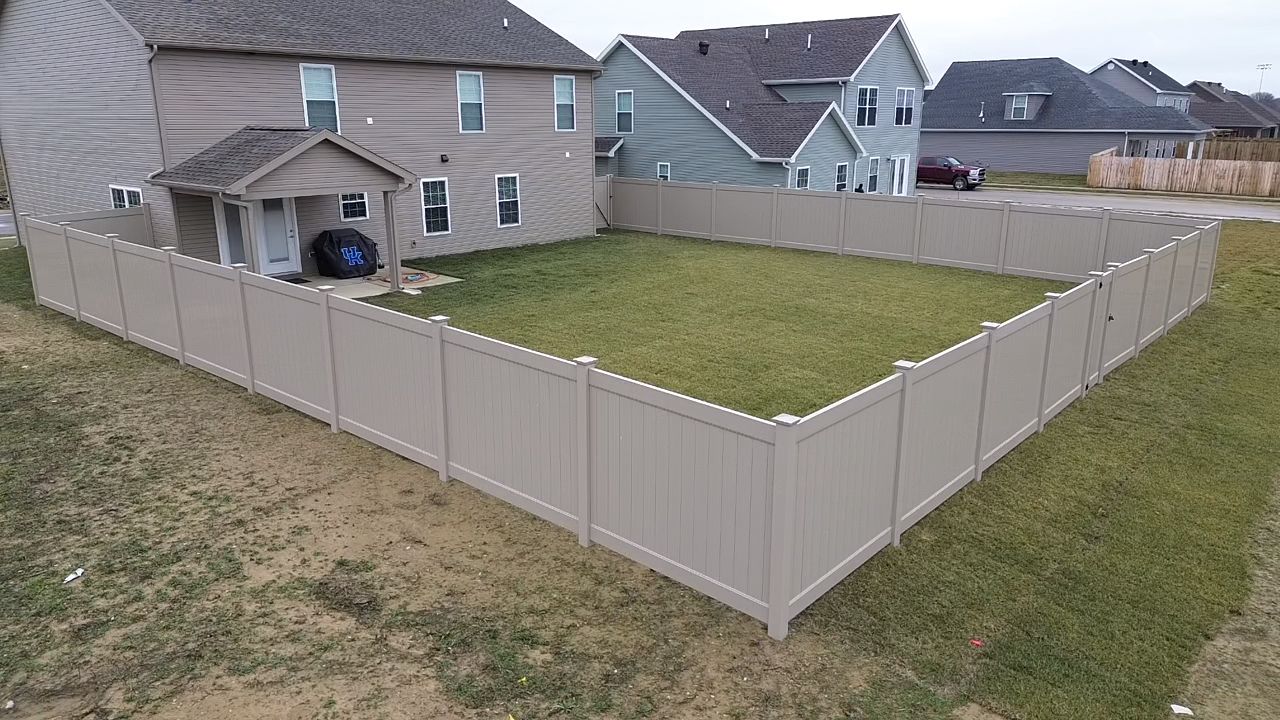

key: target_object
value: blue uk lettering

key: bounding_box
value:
[341,246,364,266]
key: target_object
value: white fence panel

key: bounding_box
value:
[980,304,1052,470]
[1085,270,1112,388]
[242,274,332,422]
[1167,232,1200,326]
[114,242,182,359]
[1099,257,1148,375]
[1191,223,1219,308]
[898,335,988,530]
[26,220,78,317]
[1138,243,1178,350]
[1004,205,1101,281]
[918,198,1002,271]
[1105,214,1201,264]
[777,190,843,253]
[329,296,439,467]
[171,254,251,387]
[843,195,915,260]
[443,327,579,531]
[712,186,774,245]
[787,375,901,619]
[1041,280,1095,421]
[589,370,775,621]
[64,228,125,336]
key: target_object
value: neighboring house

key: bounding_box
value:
[1088,58,1193,112]
[920,58,1212,174]
[0,0,600,278]
[1185,81,1280,138]
[593,14,930,195]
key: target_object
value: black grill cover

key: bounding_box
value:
[313,228,379,279]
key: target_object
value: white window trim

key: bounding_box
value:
[794,166,810,190]
[867,156,880,193]
[457,71,486,134]
[856,85,879,128]
[553,75,576,132]
[420,178,452,236]
[338,192,369,222]
[109,184,143,209]
[615,90,634,135]
[1011,94,1029,121]
[495,173,520,228]
[299,63,341,134]
[834,162,849,191]
[656,162,671,181]
[894,87,916,127]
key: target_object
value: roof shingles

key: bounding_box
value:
[151,127,321,189]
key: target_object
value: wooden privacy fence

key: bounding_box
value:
[21,205,1219,640]
[606,177,1212,281]
[1088,149,1280,197]
[1201,137,1280,163]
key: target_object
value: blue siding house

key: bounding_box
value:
[594,14,930,195]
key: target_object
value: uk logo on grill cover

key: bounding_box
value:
[341,246,364,266]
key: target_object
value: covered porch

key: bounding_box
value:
[150,126,418,292]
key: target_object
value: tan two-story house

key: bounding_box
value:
[0,0,600,278]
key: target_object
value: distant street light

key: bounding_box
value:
[1260,64,1273,93]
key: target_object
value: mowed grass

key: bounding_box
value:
[373,233,1066,418]
[984,171,1089,188]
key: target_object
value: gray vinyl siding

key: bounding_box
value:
[243,143,401,196]
[919,131,1129,174]
[773,83,843,105]
[294,192,388,275]
[594,45,785,187]
[0,0,177,245]
[792,115,858,191]
[1090,65,1158,105]
[846,26,924,194]
[173,193,220,262]
[595,156,618,176]
[153,49,594,260]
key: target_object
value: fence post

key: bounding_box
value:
[573,356,598,547]
[767,412,801,641]
[911,194,924,263]
[1094,208,1113,270]
[1096,264,1122,381]
[317,286,341,432]
[1161,237,1181,336]
[709,182,718,241]
[656,180,665,236]
[1188,227,1208,311]
[1134,250,1157,353]
[770,186,780,247]
[1037,294,1059,432]
[996,202,1011,274]
[20,213,39,305]
[1205,222,1221,303]
[429,315,452,482]
[1081,271,1105,394]
[104,234,130,340]
[889,360,916,546]
[232,264,256,393]
[161,247,187,367]
[58,222,82,321]
[972,322,1000,482]
[837,191,849,256]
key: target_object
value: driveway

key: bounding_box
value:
[918,186,1280,222]
[0,210,14,237]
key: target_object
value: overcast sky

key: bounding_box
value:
[520,0,1279,96]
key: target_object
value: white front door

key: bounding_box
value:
[256,198,301,275]
[890,155,911,196]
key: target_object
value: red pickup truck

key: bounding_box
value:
[917,156,987,190]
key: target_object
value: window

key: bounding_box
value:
[895,88,916,126]
[300,64,340,133]
[1011,94,1028,120]
[554,75,576,131]
[421,179,451,235]
[856,86,878,127]
[867,157,880,193]
[457,71,485,132]
[615,90,634,134]
[834,162,849,191]
[656,162,671,181]
[496,174,520,227]
[339,192,368,221]
[109,185,142,209]
[794,166,810,189]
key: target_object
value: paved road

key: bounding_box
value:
[0,210,13,237]
[918,186,1280,222]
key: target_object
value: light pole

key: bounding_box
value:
[1260,64,1273,94]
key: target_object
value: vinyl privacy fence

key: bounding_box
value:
[21,206,1219,640]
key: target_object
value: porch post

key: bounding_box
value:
[243,201,263,274]
[382,189,403,291]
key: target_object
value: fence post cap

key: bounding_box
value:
[229,262,248,269]
[772,413,802,427]
[1105,262,1124,269]
[57,221,72,226]
[1142,248,1160,254]
[891,359,917,372]
[427,315,451,324]
[159,246,178,252]
[18,211,30,216]
[1044,292,1063,299]
[1087,270,1107,277]
[980,321,1001,331]
[572,356,598,366]
[316,285,336,292]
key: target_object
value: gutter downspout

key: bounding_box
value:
[839,81,847,116]
[382,180,413,292]
[147,46,168,168]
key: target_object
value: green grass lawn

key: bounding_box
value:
[984,171,1089,188]
[372,233,1067,418]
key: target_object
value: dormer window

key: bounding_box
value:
[1010,94,1028,120]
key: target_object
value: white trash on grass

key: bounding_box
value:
[62,568,85,584]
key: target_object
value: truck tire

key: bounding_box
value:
[952,176,969,191]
